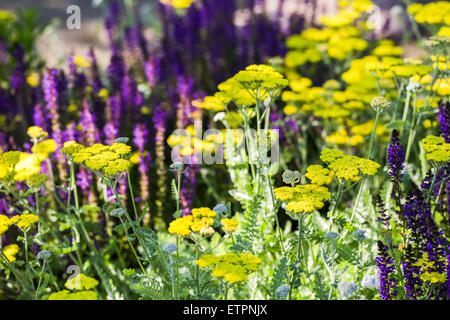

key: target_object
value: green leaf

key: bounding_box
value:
[385,120,410,130]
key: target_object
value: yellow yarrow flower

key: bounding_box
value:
[274,184,331,214]
[160,0,194,9]
[305,165,333,186]
[168,207,217,237]
[422,135,450,162]
[26,73,40,88]
[48,290,98,300]
[65,274,99,290]
[0,215,12,235]
[3,244,19,262]
[13,153,42,181]
[197,252,262,284]
[220,218,239,233]
[26,173,48,189]
[10,214,39,229]
[192,96,225,112]
[73,55,92,68]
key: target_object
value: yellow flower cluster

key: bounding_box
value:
[27,126,48,140]
[213,65,288,109]
[408,2,450,25]
[3,244,19,262]
[0,215,12,235]
[372,40,403,57]
[233,64,288,94]
[160,0,194,9]
[10,214,39,229]
[167,125,220,157]
[319,148,380,182]
[196,252,262,284]
[320,148,345,163]
[0,129,57,182]
[430,77,450,96]
[27,72,39,88]
[274,184,331,214]
[422,135,450,162]
[220,218,239,233]
[168,207,217,237]
[305,165,333,186]
[351,119,389,141]
[324,120,390,148]
[65,274,99,290]
[26,173,48,188]
[73,55,92,68]
[62,141,131,176]
[286,0,371,68]
[32,139,58,161]
[411,252,447,284]
[48,290,98,300]
[48,273,99,300]
[192,96,225,112]
[325,129,364,146]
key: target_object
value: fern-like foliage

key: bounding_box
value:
[239,196,262,253]
[269,256,289,300]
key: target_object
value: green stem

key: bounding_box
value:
[34,261,46,300]
[195,245,200,299]
[328,182,343,231]
[401,90,411,124]
[350,177,366,222]
[127,170,139,221]
[118,215,148,277]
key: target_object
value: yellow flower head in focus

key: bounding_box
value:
[197,252,262,284]
[305,165,333,186]
[168,207,217,237]
[11,214,39,229]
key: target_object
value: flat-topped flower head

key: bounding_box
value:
[26,173,47,189]
[63,141,132,177]
[168,207,217,237]
[160,0,194,9]
[65,274,99,291]
[3,244,19,262]
[305,165,333,185]
[27,126,48,140]
[231,64,288,99]
[10,214,39,229]
[328,155,380,181]
[274,184,331,214]
[196,252,262,284]
[48,290,98,300]
[320,148,344,163]
[192,96,225,112]
[221,218,239,233]
[61,141,85,156]
[0,215,12,235]
[422,135,450,162]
